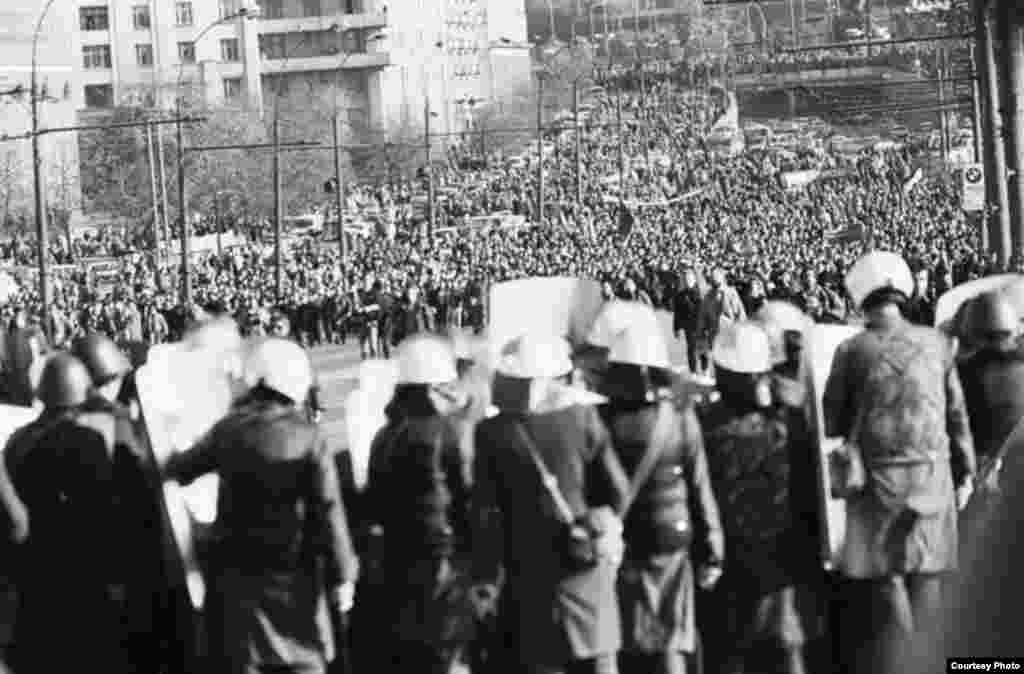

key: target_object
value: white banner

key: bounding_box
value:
[961,163,985,212]
[780,169,822,191]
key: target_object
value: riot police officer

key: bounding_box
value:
[356,334,475,674]
[823,251,976,674]
[956,292,1024,552]
[701,322,823,674]
[2,353,134,673]
[598,326,724,674]
[164,338,360,674]
[71,333,193,674]
[472,332,628,674]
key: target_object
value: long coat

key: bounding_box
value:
[165,395,359,672]
[473,404,629,668]
[601,400,724,655]
[823,316,976,578]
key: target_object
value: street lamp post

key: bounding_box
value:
[173,3,260,307]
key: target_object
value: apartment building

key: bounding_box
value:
[0,2,83,224]
[73,0,532,139]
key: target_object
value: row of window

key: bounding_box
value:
[80,1,248,31]
[82,77,244,109]
[256,0,362,20]
[81,39,240,70]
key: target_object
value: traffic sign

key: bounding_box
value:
[962,163,985,212]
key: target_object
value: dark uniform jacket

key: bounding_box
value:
[957,342,1024,463]
[365,397,470,563]
[165,392,359,667]
[473,404,628,666]
[599,401,723,565]
[701,401,820,594]
[3,410,132,672]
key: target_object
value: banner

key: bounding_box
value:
[902,167,925,195]
[961,163,985,212]
[804,323,862,568]
[165,233,247,255]
[487,277,605,359]
[780,169,822,191]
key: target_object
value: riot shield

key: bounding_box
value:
[934,274,1024,332]
[487,277,604,359]
[803,323,862,569]
[135,328,243,609]
[0,404,40,449]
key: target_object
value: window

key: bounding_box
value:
[259,34,286,59]
[178,41,196,64]
[303,0,321,16]
[79,6,109,31]
[84,84,114,108]
[132,5,151,29]
[219,0,241,19]
[175,1,194,26]
[220,38,240,62]
[260,0,284,19]
[136,44,154,67]
[222,77,243,100]
[82,45,112,69]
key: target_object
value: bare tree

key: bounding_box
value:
[0,149,27,231]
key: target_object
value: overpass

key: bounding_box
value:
[731,66,917,92]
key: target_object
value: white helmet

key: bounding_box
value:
[397,334,458,385]
[754,300,810,365]
[607,324,671,370]
[845,251,913,309]
[587,300,659,349]
[498,333,573,379]
[243,338,313,404]
[712,321,773,374]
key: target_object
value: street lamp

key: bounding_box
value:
[174,2,261,308]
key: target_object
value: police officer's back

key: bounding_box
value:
[3,353,130,672]
[165,338,359,674]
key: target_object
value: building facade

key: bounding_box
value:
[72,0,531,140]
[0,1,83,229]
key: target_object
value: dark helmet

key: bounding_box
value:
[966,292,1019,345]
[70,334,131,386]
[35,354,92,410]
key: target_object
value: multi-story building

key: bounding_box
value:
[73,0,531,140]
[0,1,83,227]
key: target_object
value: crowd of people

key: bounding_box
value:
[0,35,1018,674]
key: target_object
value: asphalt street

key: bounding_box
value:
[309,341,366,450]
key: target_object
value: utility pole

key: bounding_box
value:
[616,89,625,199]
[425,97,435,241]
[790,0,800,49]
[537,74,546,226]
[1005,10,1024,257]
[574,80,583,207]
[176,117,191,307]
[156,124,170,261]
[979,0,1010,264]
[30,65,49,340]
[938,47,950,162]
[145,121,162,274]
[969,46,984,164]
[273,116,283,301]
[333,114,348,269]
